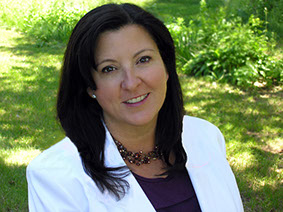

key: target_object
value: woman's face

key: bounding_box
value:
[90,24,168,128]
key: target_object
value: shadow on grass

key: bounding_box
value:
[183,86,282,141]
[236,147,282,211]
[0,157,29,212]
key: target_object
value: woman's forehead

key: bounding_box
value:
[94,25,158,60]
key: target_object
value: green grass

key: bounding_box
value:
[0,0,282,211]
[0,28,65,211]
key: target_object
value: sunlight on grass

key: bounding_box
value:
[2,148,41,166]
[228,150,255,170]
[262,126,282,137]
[263,137,283,154]
[251,176,279,192]
[0,108,6,116]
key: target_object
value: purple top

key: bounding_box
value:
[133,169,201,211]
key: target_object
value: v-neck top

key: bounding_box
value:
[132,169,202,212]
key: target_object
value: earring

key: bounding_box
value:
[92,94,96,99]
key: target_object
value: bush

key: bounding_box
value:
[22,2,87,44]
[0,0,94,45]
[167,0,282,88]
[226,0,283,42]
[0,0,148,45]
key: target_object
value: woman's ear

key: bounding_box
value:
[87,87,96,99]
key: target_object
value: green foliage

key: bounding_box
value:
[0,0,152,45]
[226,0,283,42]
[167,1,282,88]
[23,2,87,44]
[0,0,88,45]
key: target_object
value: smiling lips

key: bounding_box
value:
[124,93,149,104]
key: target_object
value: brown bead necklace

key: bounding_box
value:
[114,140,162,166]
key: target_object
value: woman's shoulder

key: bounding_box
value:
[182,115,226,156]
[26,138,96,211]
[183,115,221,133]
[27,137,82,174]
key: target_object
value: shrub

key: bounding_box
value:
[0,0,150,45]
[226,0,283,42]
[22,2,87,45]
[0,0,93,45]
[167,0,282,88]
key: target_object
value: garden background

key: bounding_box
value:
[0,0,282,211]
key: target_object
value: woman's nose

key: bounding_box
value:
[121,67,142,90]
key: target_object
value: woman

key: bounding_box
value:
[27,3,244,212]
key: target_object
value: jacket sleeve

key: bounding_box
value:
[215,126,227,158]
[26,162,89,212]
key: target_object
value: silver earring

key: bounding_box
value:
[92,94,96,99]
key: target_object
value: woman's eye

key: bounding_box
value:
[137,56,151,64]
[101,66,116,73]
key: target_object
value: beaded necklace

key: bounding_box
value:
[114,140,162,166]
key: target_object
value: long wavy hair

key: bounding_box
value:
[57,3,186,200]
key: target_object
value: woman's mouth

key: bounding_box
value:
[125,93,149,104]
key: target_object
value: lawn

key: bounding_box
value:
[0,28,65,211]
[0,0,282,211]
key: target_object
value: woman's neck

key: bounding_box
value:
[104,117,157,153]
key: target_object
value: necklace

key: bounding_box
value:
[114,140,162,166]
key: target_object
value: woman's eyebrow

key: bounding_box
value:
[96,59,116,67]
[96,48,155,67]
[133,48,155,58]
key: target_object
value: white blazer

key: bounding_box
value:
[27,116,244,211]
